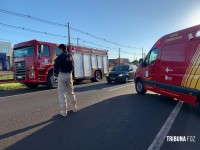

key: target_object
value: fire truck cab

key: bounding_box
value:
[135,24,200,105]
[13,40,109,89]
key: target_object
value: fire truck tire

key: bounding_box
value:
[47,72,57,88]
[25,83,39,89]
[91,71,102,82]
[135,79,146,95]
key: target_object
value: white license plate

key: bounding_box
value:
[17,76,23,79]
[110,77,115,80]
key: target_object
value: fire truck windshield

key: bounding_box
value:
[14,46,34,58]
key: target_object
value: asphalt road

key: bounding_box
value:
[0,79,199,150]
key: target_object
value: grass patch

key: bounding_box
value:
[0,75,14,80]
[0,82,25,91]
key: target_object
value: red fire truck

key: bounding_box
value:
[134,24,200,105]
[13,40,109,89]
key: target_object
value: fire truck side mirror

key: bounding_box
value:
[139,59,143,67]
[38,45,43,59]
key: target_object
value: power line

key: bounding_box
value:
[0,22,67,38]
[0,8,67,27]
[0,8,142,50]
[76,38,142,55]
[77,38,117,51]
[0,21,141,56]
[70,26,141,50]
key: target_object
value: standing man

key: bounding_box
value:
[54,44,77,117]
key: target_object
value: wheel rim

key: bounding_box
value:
[50,75,55,86]
[137,81,143,92]
[96,72,101,80]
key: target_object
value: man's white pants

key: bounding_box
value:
[58,72,76,111]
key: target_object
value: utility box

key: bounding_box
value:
[0,42,12,70]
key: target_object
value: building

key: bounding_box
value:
[109,59,116,67]
[0,41,12,70]
[115,58,130,65]
[109,58,130,68]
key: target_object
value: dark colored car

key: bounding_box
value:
[106,65,137,83]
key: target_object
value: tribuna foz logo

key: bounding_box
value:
[166,136,195,142]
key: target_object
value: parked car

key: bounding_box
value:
[106,65,137,83]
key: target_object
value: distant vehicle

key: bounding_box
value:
[106,64,137,83]
[13,40,109,89]
[134,24,200,106]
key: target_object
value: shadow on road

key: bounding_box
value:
[0,117,56,140]
[0,86,50,98]
[0,80,102,98]
[0,80,133,97]
[4,93,190,150]
[75,81,133,92]
[0,79,95,98]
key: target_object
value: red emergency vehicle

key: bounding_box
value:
[134,24,200,105]
[13,40,109,89]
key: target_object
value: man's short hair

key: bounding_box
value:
[58,44,66,50]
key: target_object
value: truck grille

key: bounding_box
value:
[14,61,26,81]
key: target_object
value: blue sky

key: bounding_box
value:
[0,0,200,61]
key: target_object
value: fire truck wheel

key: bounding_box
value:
[25,83,39,89]
[47,72,57,88]
[91,71,102,82]
[135,79,146,95]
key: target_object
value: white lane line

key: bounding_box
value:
[107,84,134,91]
[148,101,183,150]
[0,89,55,99]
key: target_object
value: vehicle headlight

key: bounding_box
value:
[106,74,109,76]
[29,65,34,71]
[196,31,200,37]
[118,74,124,77]
[29,65,35,79]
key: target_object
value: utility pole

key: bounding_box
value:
[68,22,70,45]
[119,48,121,65]
[77,38,79,46]
[142,48,143,59]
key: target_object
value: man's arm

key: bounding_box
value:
[69,54,73,61]
[54,57,61,76]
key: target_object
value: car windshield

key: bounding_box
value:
[112,66,129,71]
[14,46,34,58]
